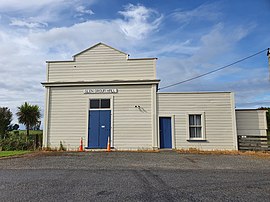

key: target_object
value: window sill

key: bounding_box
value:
[187,139,207,142]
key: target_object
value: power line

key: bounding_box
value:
[158,48,269,91]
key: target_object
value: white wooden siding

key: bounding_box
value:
[47,44,156,82]
[236,110,267,136]
[47,85,154,150]
[157,92,237,150]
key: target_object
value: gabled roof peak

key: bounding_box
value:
[46,42,158,63]
[73,42,128,58]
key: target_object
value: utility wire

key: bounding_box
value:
[158,48,269,91]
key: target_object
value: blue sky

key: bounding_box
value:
[0,0,270,126]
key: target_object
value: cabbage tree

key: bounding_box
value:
[16,102,41,136]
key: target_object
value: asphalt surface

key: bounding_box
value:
[0,151,269,202]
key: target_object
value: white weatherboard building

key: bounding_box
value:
[42,43,267,151]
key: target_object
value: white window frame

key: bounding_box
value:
[85,95,114,148]
[89,98,111,111]
[158,115,176,149]
[186,112,205,140]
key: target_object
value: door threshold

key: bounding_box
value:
[85,148,108,152]
[159,149,174,152]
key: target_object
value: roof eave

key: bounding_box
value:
[41,79,160,87]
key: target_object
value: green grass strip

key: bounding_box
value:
[0,151,31,158]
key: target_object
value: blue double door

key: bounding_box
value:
[159,117,172,149]
[88,110,111,148]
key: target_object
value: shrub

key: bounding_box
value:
[0,132,36,151]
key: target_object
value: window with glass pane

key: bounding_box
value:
[101,99,110,108]
[189,114,202,138]
[90,99,110,109]
[90,99,99,109]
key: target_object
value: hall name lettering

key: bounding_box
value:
[83,89,118,94]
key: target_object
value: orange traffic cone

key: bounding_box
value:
[79,137,83,152]
[107,136,111,152]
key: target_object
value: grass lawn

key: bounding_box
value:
[0,151,31,158]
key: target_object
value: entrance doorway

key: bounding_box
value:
[88,99,111,149]
[159,117,172,149]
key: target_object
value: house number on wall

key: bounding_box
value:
[83,89,118,94]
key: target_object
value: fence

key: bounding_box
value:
[238,135,270,151]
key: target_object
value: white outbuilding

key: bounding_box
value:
[42,43,267,151]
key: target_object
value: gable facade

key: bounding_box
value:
[43,43,159,150]
[46,43,157,82]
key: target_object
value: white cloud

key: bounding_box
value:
[1,0,97,31]
[10,18,48,28]
[29,20,129,58]
[117,4,163,39]
[137,40,198,57]
[172,2,221,23]
[0,0,97,16]
[0,0,73,10]
[75,6,94,15]
[188,23,255,68]
[215,69,270,108]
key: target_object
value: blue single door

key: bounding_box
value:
[159,117,172,149]
[88,110,111,148]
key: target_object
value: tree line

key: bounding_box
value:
[0,102,41,138]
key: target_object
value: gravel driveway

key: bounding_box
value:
[0,151,269,201]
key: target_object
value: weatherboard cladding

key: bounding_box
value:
[47,85,154,150]
[47,43,156,82]
[73,42,128,57]
[236,110,267,136]
[157,92,236,150]
[44,42,241,150]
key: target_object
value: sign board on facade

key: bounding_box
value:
[83,89,118,94]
